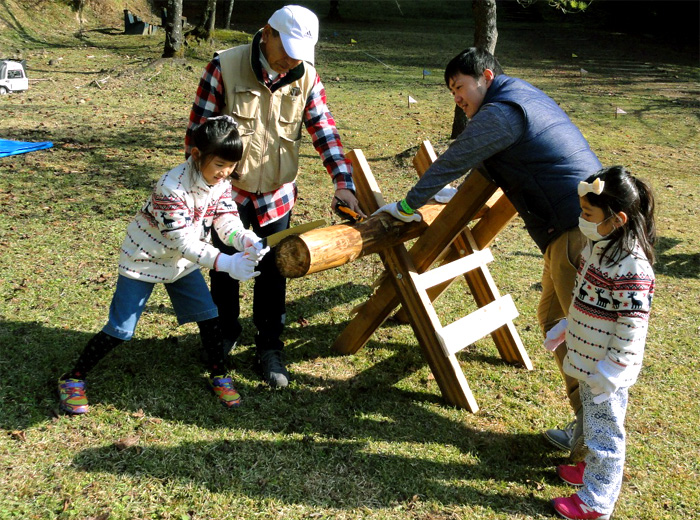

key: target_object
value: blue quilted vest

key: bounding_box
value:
[481,75,602,252]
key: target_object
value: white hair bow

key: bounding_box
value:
[207,115,238,128]
[578,177,605,197]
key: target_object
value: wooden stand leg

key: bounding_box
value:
[381,243,480,411]
[332,145,528,411]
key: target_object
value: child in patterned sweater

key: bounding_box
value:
[547,166,656,520]
[58,116,268,414]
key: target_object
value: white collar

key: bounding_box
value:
[259,44,279,81]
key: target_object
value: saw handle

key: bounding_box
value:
[334,197,364,223]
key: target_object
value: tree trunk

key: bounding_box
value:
[224,0,234,29]
[473,0,498,54]
[163,0,184,58]
[328,0,341,20]
[450,0,498,139]
[73,0,86,35]
[195,0,217,41]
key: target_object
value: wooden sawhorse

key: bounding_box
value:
[333,141,531,412]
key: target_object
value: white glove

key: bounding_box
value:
[244,242,270,262]
[373,200,421,223]
[434,185,458,203]
[544,319,568,352]
[233,230,269,261]
[587,358,626,404]
[215,252,260,281]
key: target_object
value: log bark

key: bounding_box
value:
[275,201,491,278]
[275,203,440,278]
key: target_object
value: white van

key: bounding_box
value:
[0,60,29,94]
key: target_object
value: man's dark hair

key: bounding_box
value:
[444,47,504,86]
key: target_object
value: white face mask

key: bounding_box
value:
[578,216,611,241]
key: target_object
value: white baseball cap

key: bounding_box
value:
[268,5,319,65]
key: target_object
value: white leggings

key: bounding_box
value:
[578,381,629,514]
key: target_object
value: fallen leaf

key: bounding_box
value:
[114,435,140,450]
[10,430,27,442]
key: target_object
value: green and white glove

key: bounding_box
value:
[215,252,260,281]
[244,241,270,262]
[231,230,269,261]
[373,199,422,223]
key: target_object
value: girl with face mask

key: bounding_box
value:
[548,166,657,520]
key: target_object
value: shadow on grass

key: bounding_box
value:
[2,125,185,200]
[655,236,700,279]
[1,311,560,513]
[71,435,557,511]
[1,268,558,513]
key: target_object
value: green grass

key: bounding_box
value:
[1,1,699,519]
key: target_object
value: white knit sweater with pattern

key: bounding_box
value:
[564,239,655,387]
[118,158,246,283]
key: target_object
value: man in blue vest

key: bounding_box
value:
[376,48,602,459]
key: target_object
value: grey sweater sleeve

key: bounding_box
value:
[404,103,525,210]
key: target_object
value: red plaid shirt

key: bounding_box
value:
[186,52,354,226]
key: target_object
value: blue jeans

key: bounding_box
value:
[103,271,218,341]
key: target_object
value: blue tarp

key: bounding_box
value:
[0,139,53,157]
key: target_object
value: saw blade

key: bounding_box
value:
[262,219,327,248]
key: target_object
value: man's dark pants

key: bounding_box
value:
[210,200,291,353]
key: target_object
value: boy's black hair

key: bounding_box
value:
[444,47,504,86]
[582,165,656,265]
[191,117,243,178]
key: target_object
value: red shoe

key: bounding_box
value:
[552,494,610,520]
[557,461,586,486]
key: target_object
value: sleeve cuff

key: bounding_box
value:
[333,171,355,192]
[598,358,627,379]
[399,199,414,215]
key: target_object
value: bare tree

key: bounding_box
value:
[450,0,497,138]
[224,0,235,29]
[163,0,184,58]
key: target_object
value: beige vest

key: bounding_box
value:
[217,44,317,194]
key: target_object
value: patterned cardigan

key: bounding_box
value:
[118,157,246,283]
[564,239,655,387]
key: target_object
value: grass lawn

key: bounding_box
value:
[0,1,698,519]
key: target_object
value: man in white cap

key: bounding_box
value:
[186,5,364,388]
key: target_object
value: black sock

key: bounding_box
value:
[198,318,227,374]
[68,331,123,379]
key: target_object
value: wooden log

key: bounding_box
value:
[276,201,449,278]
